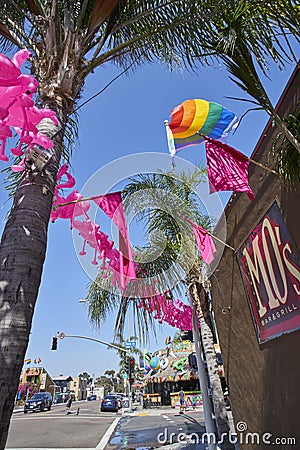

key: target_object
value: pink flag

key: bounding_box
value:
[93,192,136,290]
[181,215,216,264]
[205,138,254,200]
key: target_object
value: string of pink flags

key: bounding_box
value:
[0,50,280,331]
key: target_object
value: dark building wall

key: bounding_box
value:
[210,66,300,449]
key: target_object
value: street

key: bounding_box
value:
[107,407,207,449]
[6,402,208,450]
[6,400,119,449]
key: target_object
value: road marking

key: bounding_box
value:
[95,417,120,450]
[12,415,105,420]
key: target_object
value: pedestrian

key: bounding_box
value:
[191,394,197,410]
[65,394,73,414]
[179,387,185,414]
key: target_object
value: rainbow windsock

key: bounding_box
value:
[168,99,238,153]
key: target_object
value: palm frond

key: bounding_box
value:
[272,107,300,186]
[87,0,120,37]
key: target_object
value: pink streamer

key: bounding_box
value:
[50,165,136,292]
[93,192,136,289]
[138,291,193,330]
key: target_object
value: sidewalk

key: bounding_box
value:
[124,401,204,417]
[12,400,84,414]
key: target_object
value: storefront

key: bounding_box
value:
[18,367,56,403]
[143,340,200,406]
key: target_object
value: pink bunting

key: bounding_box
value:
[181,215,216,264]
[93,193,136,289]
[50,164,90,224]
[205,137,254,200]
[51,167,195,326]
[50,166,136,292]
[138,292,194,330]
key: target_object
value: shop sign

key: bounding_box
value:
[26,368,40,376]
[237,202,300,344]
[172,340,194,354]
[40,373,47,389]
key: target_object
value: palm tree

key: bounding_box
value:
[104,369,116,391]
[0,2,221,444]
[127,171,234,448]
[0,1,298,446]
[86,167,209,340]
[86,168,234,448]
[192,0,300,152]
[187,264,233,447]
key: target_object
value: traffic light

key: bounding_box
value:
[124,356,130,373]
[51,336,58,350]
[129,357,135,376]
[188,353,197,369]
[180,330,193,341]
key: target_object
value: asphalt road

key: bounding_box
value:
[107,407,207,449]
[6,400,119,449]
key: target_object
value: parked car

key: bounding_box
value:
[100,395,119,412]
[24,392,52,413]
[87,394,97,401]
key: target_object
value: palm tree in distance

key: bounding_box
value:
[0,1,298,446]
[104,369,116,392]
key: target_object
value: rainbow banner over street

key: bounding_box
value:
[168,99,238,152]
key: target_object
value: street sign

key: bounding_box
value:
[125,341,136,348]
[122,373,128,378]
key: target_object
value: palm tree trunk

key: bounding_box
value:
[191,282,234,450]
[0,106,66,449]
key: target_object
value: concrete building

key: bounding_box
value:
[69,376,88,400]
[52,374,73,402]
[210,65,300,449]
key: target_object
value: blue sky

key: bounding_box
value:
[0,53,297,380]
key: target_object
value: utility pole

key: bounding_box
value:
[188,293,218,450]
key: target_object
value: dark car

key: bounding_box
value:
[24,392,52,413]
[100,395,119,412]
[87,394,97,401]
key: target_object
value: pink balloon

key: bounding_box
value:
[0,50,56,163]
[0,53,21,80]
[12,49,32,69]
